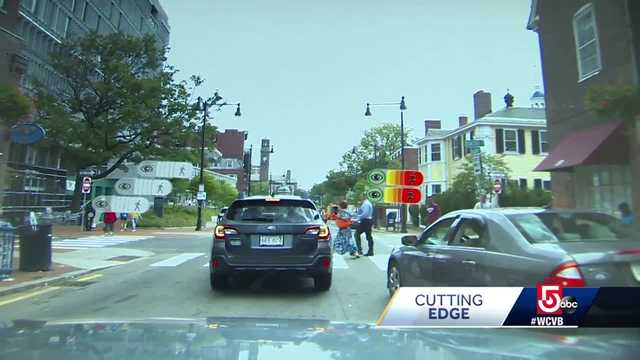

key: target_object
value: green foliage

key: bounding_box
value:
[32,32,203,173]
[585,84,640,121]
[137,207,217,228]
[170,179,191,195]
[500,181,552,207]
[339,123,407,177]
[0,84,31,125]
[189,173,238,208]
[250,181,270,195]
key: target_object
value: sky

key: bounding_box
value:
[160,0,542,189]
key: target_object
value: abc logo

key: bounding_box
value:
[560,296,579,315]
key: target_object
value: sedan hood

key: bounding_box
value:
[1,317,639,359]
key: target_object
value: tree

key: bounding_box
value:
[33,32,204,210]
[0,84,31,125]
[189,174,238,208]
[250,181,270,196]
[434,154,511,214]
[339,123,406,177]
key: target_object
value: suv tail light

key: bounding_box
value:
[305,225,330,241]
[546,261,585,287]
[214,225,238,240]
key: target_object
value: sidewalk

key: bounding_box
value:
[1,246,154,296]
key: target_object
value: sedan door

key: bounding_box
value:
[401,217,459,286]
[439,216,491,286]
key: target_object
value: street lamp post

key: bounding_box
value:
[194,93,241,231]
[246,144,253,197]
[364,96,408,233]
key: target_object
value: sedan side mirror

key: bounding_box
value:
[401,235,418,246]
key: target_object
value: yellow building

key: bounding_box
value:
[416,91,550,198]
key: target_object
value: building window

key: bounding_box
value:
[518,178,528,190]
[504,129,518,152]
[452,136,462,160]
[430,143,441,162]
[534,179,543,190]
[539,130,548,153]
[573,4,602,80]
[431,184,442,195]
[543,180,552,191]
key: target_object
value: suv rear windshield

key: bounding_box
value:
[227,199,318,223]
[507,212,635,243]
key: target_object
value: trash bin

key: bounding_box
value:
[18,224,52,272]
[0,224,16,279]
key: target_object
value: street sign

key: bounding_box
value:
[114,178,172,196]
[466,139,485,148]
[196,191,207,201]
[366,187,422,204]
[367,169,424,186]
[136,161,193,179]
[9,124,46,145]
[92,196,150,213]
[81,177,92,194]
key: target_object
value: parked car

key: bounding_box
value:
[216,207,228,224]
[210,195,332,291]
[387,208,639,296]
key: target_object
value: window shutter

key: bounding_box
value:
[531,130,540,154]
[495,129,504,153]
[517,129,525,154]
[451,138,455,159]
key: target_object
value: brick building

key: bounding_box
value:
[528,0,639,219]
[213,129,248,193]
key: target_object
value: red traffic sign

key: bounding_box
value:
[81,176,92,194]
[494,180,502,195]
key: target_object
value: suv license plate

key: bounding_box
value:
[260,235,284,247]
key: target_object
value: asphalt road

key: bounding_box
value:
[0,227,403,323]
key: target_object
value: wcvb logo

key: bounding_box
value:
[536,284,563,315]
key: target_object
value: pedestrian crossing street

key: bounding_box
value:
[147,252,390,272]
[51,235,152,250]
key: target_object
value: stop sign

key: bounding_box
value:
[494,180,502,194]
[81,176,92,194]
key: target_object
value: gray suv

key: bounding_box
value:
[210,196,333,291]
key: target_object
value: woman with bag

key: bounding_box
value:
[334,201,359,259]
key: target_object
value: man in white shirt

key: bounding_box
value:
[355,194,374,256]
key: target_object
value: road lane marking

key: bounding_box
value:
[76,273,103,282]
[332,255,349,270]
[203,262,209,267]
[52,236,150,250]
[368,255,389,272]
[149,253,204,267]
[0,286,60,307]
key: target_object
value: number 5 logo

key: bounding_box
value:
[536,284,563,315]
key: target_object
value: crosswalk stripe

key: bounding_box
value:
[149,253,204,267]
[332,255,349,269]
[203,262,209,267]
[48,236,150,250]
[368,255,389,272]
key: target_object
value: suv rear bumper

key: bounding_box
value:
[210,254,333,276]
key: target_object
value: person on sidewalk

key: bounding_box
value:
[119,212,129,231]
[129,211,141,232]
[426,196,441,226]
[334,201,359,259]
[355,193,374,256]
[103,211,117,235]
[474,194,492,209]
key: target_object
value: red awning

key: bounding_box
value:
[535,121,623,172]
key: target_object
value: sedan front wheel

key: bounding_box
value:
[387,263,402,297]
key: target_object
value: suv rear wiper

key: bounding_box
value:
[241,217,274,222]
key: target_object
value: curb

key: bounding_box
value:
[0,264,114,297]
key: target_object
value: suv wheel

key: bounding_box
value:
[314,273,332,291]
[210,273,228,291]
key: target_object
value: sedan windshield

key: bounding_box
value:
[507,212,635,243]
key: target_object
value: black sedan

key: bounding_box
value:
[387,208,639,296]
[211,195,332,291]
